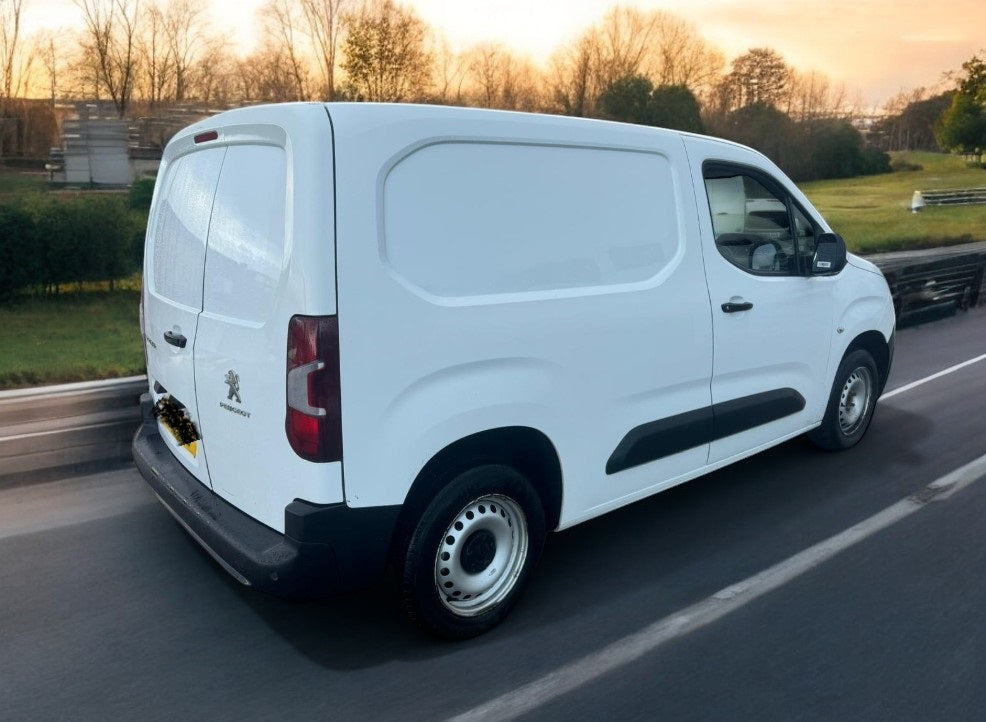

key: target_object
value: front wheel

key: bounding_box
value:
[401,465,545,639]
[809,349,879,450]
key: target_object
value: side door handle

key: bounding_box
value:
[721,300,754,313]
[163,330,187,348]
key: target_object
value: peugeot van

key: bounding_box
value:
[133,103,895,638]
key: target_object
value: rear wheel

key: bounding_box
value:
[401,464,545,639]
[809,349,879,450]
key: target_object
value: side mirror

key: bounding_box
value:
[812,232,847,275]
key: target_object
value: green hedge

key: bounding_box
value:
[0,193,146,302]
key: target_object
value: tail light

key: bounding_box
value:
[286,315,343,462]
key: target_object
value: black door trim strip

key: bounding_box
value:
[606,388,806,475]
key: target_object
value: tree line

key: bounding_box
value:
[13,2,853,118]
[6,0,986,179]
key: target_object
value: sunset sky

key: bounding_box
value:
[28,0,986,108]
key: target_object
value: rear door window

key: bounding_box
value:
[202,145,287,323]
[151,148,226,308]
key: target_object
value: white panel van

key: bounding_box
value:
[133,103,895,638]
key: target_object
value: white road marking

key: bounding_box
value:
[450,354,986,722]
[881,352,986,400]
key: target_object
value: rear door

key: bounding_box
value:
[192,119,340,532]
[143,146,225,484]
[193,141,288,530]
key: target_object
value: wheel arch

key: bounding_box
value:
[391,426,563,561]
[844,329,892,395]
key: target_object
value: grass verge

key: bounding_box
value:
[0,290,144,390]
[801,151,986,254]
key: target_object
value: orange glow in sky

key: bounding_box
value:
[29,0,986,107]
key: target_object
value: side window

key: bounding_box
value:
[703,164,816,277]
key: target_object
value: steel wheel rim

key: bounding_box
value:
[434,494,528,617]
[838,366,873,435]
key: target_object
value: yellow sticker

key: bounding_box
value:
[183,440,198,457]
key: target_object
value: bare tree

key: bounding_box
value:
[467,42,503,108]
[429,34,466,106]
[649,13,723,93]
[137,0,171,104]
[341,0,430,102]
[236,42,309,102]
[164,0,207,101]
[298,0,347,99]
[784,70,848,122]
[592,6,658,90]
[188,37,237,105]
[38,31,59,105]
[463,42,543,111]
[0,0,26,100]
[549,34,597,116]
[548,6,723,117]
[262,0,313,100]
[75,0,141,117]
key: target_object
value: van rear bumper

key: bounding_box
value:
[132,418,400,597]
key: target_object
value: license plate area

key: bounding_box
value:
[154,393,201,457]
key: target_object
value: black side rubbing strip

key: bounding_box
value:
[606,388,806,475]
[605,407,714,475]
[712,388,805,440]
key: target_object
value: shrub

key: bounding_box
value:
[1,192,144,300]
[129,178,155,211]
[0,205,37,302]
[891,158,924,172]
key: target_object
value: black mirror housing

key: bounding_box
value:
[812,232,847,275]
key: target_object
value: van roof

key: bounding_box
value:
[175,101,756,157]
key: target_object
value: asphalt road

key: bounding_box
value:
[3,308,986,721]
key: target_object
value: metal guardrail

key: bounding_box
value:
[918,188,986,206]
[878,253,985,325]
[868,241,986,327]
[0,376,146,489]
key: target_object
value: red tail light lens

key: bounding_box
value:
[286,315,342,462]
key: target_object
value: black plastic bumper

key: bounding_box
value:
[132,416,400,598]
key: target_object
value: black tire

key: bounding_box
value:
[401,464,545,639]
[808,349,879,450]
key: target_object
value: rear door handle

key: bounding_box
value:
[721,300,753,313]
[163,330,187,348]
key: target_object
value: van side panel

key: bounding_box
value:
[329,106,715,526]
